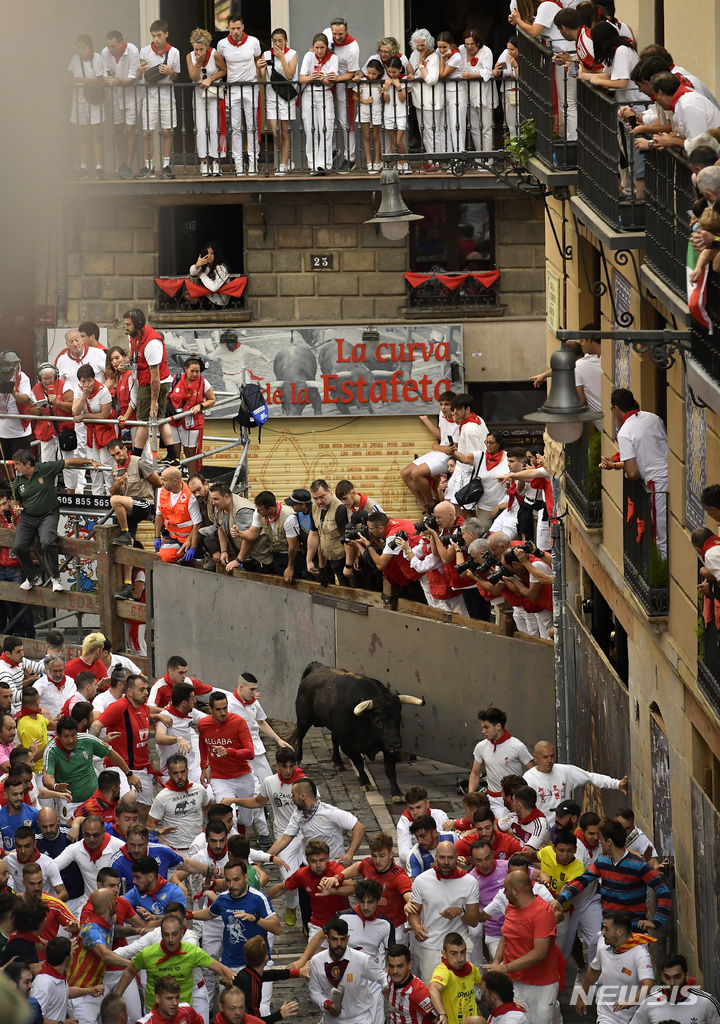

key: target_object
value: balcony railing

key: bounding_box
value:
[66,79,520,180]
[403,270,501,311]
[622,476,668,617]
[644,149,695,297]
[154,274,247,312]
[691,273,720,381]
[699,582,720,716]
[577,80,647,232]
[565,424,602,528]
[517,29,577,171]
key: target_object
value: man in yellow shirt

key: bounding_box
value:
[537,829,586,958]
[429,932,483,1024]
[16,687,49,774]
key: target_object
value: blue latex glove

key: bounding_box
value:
[154,538,162,553]
[181,546,197,564]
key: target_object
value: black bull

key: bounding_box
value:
[294,662,425,800]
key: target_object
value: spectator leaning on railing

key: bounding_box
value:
[636,73,720,153]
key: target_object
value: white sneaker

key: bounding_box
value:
[19,578,33,591]
[212,160,220,176]
[247,168,258,176]
[200,161,209,176]
[367,163,378,174]
[51,578,63,593]
[373,162,383,172]
[275,164,287,175]
[287,161,295,172]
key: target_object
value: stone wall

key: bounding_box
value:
[58,191,545,336]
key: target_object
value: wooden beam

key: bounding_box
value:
[115,600,147,623]
[95,527,125,651]
[0,580,98,614]
[111,546,158,570]
[0,527,96,560]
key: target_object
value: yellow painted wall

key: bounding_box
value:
[201,416,443,519]
[618,0,720,94]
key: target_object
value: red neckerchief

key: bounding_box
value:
[65,345,90,365]
[156,938,187,964]
[613,933,656,953]
[279,766,306,786]
[670,67,694,89]
[227,33,249,47]
[485,450,504,470]
[86,790,114,812]
[0,653,18,668]
[113,42,128,62]
[151,42,171,55]
[506,481,520,510]
[15,706,39,721]
[433,865,466,880]
[84,833,112,862]
[458,412,482,435]
[261,501,283,523]
[448,47,460,56]
[165,777,191,793]
[489,1003,528,1020]
[86,911,112,930]
[208,844,228,864]
[200,48,214,68]
[470,56,479,66]
[492,729,512,750]
[51,675,68,690]
[145,876,168,897]
[701,536,720,559]
[661,978,696,1003]
[324,959,349,986]
[619,409,639,428]
[353,903,380,923]
[440,954,473,977]
[17,847,41,864]
[168,704,190,720]
[53,735,75,761]
[315,51,333,68]
[669,83,695,109]
[39,963,66,979]
[9,930,41,944]
[331,33,356,47]
[518,808,545,825]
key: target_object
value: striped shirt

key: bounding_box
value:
[67,916,113,988]
[556,851,672,928]
[39,892,79,947]
[387,973,435,1024]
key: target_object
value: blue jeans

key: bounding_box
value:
[0,563,36,637]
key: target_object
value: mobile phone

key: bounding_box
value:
[627,115,638,129]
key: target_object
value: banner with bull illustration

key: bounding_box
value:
[160,324,464,417]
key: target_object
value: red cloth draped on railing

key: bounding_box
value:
[404,271,500,291]
[154,276,248,299]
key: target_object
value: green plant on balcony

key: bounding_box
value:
[504,119,536,165]
[588,431,602,499]
[650,545,668,590]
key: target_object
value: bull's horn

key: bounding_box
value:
[398,695,426,706]
[353,699,374,715]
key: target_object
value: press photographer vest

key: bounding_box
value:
[311,495,345,561]
[118,455,155,501]
[260,504,295,553]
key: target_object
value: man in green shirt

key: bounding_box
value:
[10,448,101,592]
[115,913,234,1007]
[42,717,140,815]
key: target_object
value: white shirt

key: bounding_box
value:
[625,827,658,860]
[263,48,298,86]
[439,411,459,445]
[409,51,441,109]
[250,510,299,536]
[476,451,511,512]
[34,674,78,720]
[299,51,339,96]
[68,52,105,88]
[56,345,107,389]
[338,906,394,968]
[0,371,33,438]
[309,946,386,1024]
[140,339,171,380]
[607,46,645,105]
[617,411,669,486]
[154,706,204,773]
[260,774,314,836]
[155,488,203,523]
[5,851,63,895]
[148,781,212,849]
[523,763,623,826]
[92,688,123,714]
[225,694,267,755]
[633,988,720,1024]
[589,939,654,1024]
[575,835,601,867]
[217,34,261,83]
[472,734,533,795]
[283,800,358,862]
[54,834,125,895]
[0,657,43,714]
[30,972,69,1023]
[396,806,448,863]
[459,44,495,106]
[439,48,462,81]
[138,44,181,87]
[483,880,554,919]
[533,2,575,51]
[322,29,360,75]
[673,65,720,110]
[410,868,479,946]
[703,543,720,582]
[575,353,602,418]
[102,41,140,82]
[74,382,112,415]
[671,91,720,147]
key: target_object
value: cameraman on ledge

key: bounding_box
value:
[394,500,468,615]
[346,511,426,602]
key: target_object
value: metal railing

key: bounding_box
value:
[698,581,720,716]
[154,274,247,312]
[517,29,577,171]
[66,79,521,178]
[622,475,668,617]
[577,80,647,232]
[564,425,602,528]
[691,275,720,381]
[644,149,695,296]
[405,272,501,309]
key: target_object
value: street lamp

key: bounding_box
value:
[365,168,424,240]
[524,339,598,442]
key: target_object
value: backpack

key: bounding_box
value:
[233,382,269,442]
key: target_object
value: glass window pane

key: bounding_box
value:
[411,203,448,270]
[458,203,492,266]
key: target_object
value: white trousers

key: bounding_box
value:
[555,65,577,142]
[416,944,444,984]
[229,84,258,171]
[104,971,142,1023]
[335,87,355,161]
[513,981,560,1024]
[416,106,443,155]
[40,438,60,462]
[251,752,272,834]
[194,93,219,159]
[302,92,334,170]
[85,442,114,495]
[559,896,602,963]
[211,773,257,827]
[469,104,495,151]
[69,994,103,1024]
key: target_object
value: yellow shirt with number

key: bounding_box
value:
[17,712,49,773]
[538,845,585,912]
[430,962,482,1024]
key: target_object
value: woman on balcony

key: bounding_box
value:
[299,33,339,176]
[187,243,230,307]
[186,28,227,177]
[105,346,134,421]
[494,39,520,139]
[257,28,299,177]
[167,356,215,476]
[436,32,464,153]
[407,29,442,171]
[67,34,105,180]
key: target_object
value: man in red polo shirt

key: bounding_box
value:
[489,871,562,1024]
[122,308,176,460]
[72,770,121,825]
[149,655,212,709]
[138,976,204,1024]
[456,807,523,862]
[325,831,413,929]
[198,691,255,829]
[91,674,161,813]
[266,838,348,941]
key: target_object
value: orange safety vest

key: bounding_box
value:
[157,483,195,544]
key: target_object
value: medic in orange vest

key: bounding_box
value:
[154,467,201,564]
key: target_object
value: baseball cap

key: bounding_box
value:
[286,488,311,507]
[552,799,581,816]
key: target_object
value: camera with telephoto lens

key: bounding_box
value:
[344,525,369,542]
[487,566,515,584]
[458,550,497,576]
[387,529,408,550]
[449,526,465,547]
[414,514,438,532]
[456,555,480,575]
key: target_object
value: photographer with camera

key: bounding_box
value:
[341,510,383,590]
[443,517,494,621]
[501,542,553,639]
[346,511,425,602]
[402,501,469,614]
[0,352,35,462]
[31,364,74,465]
